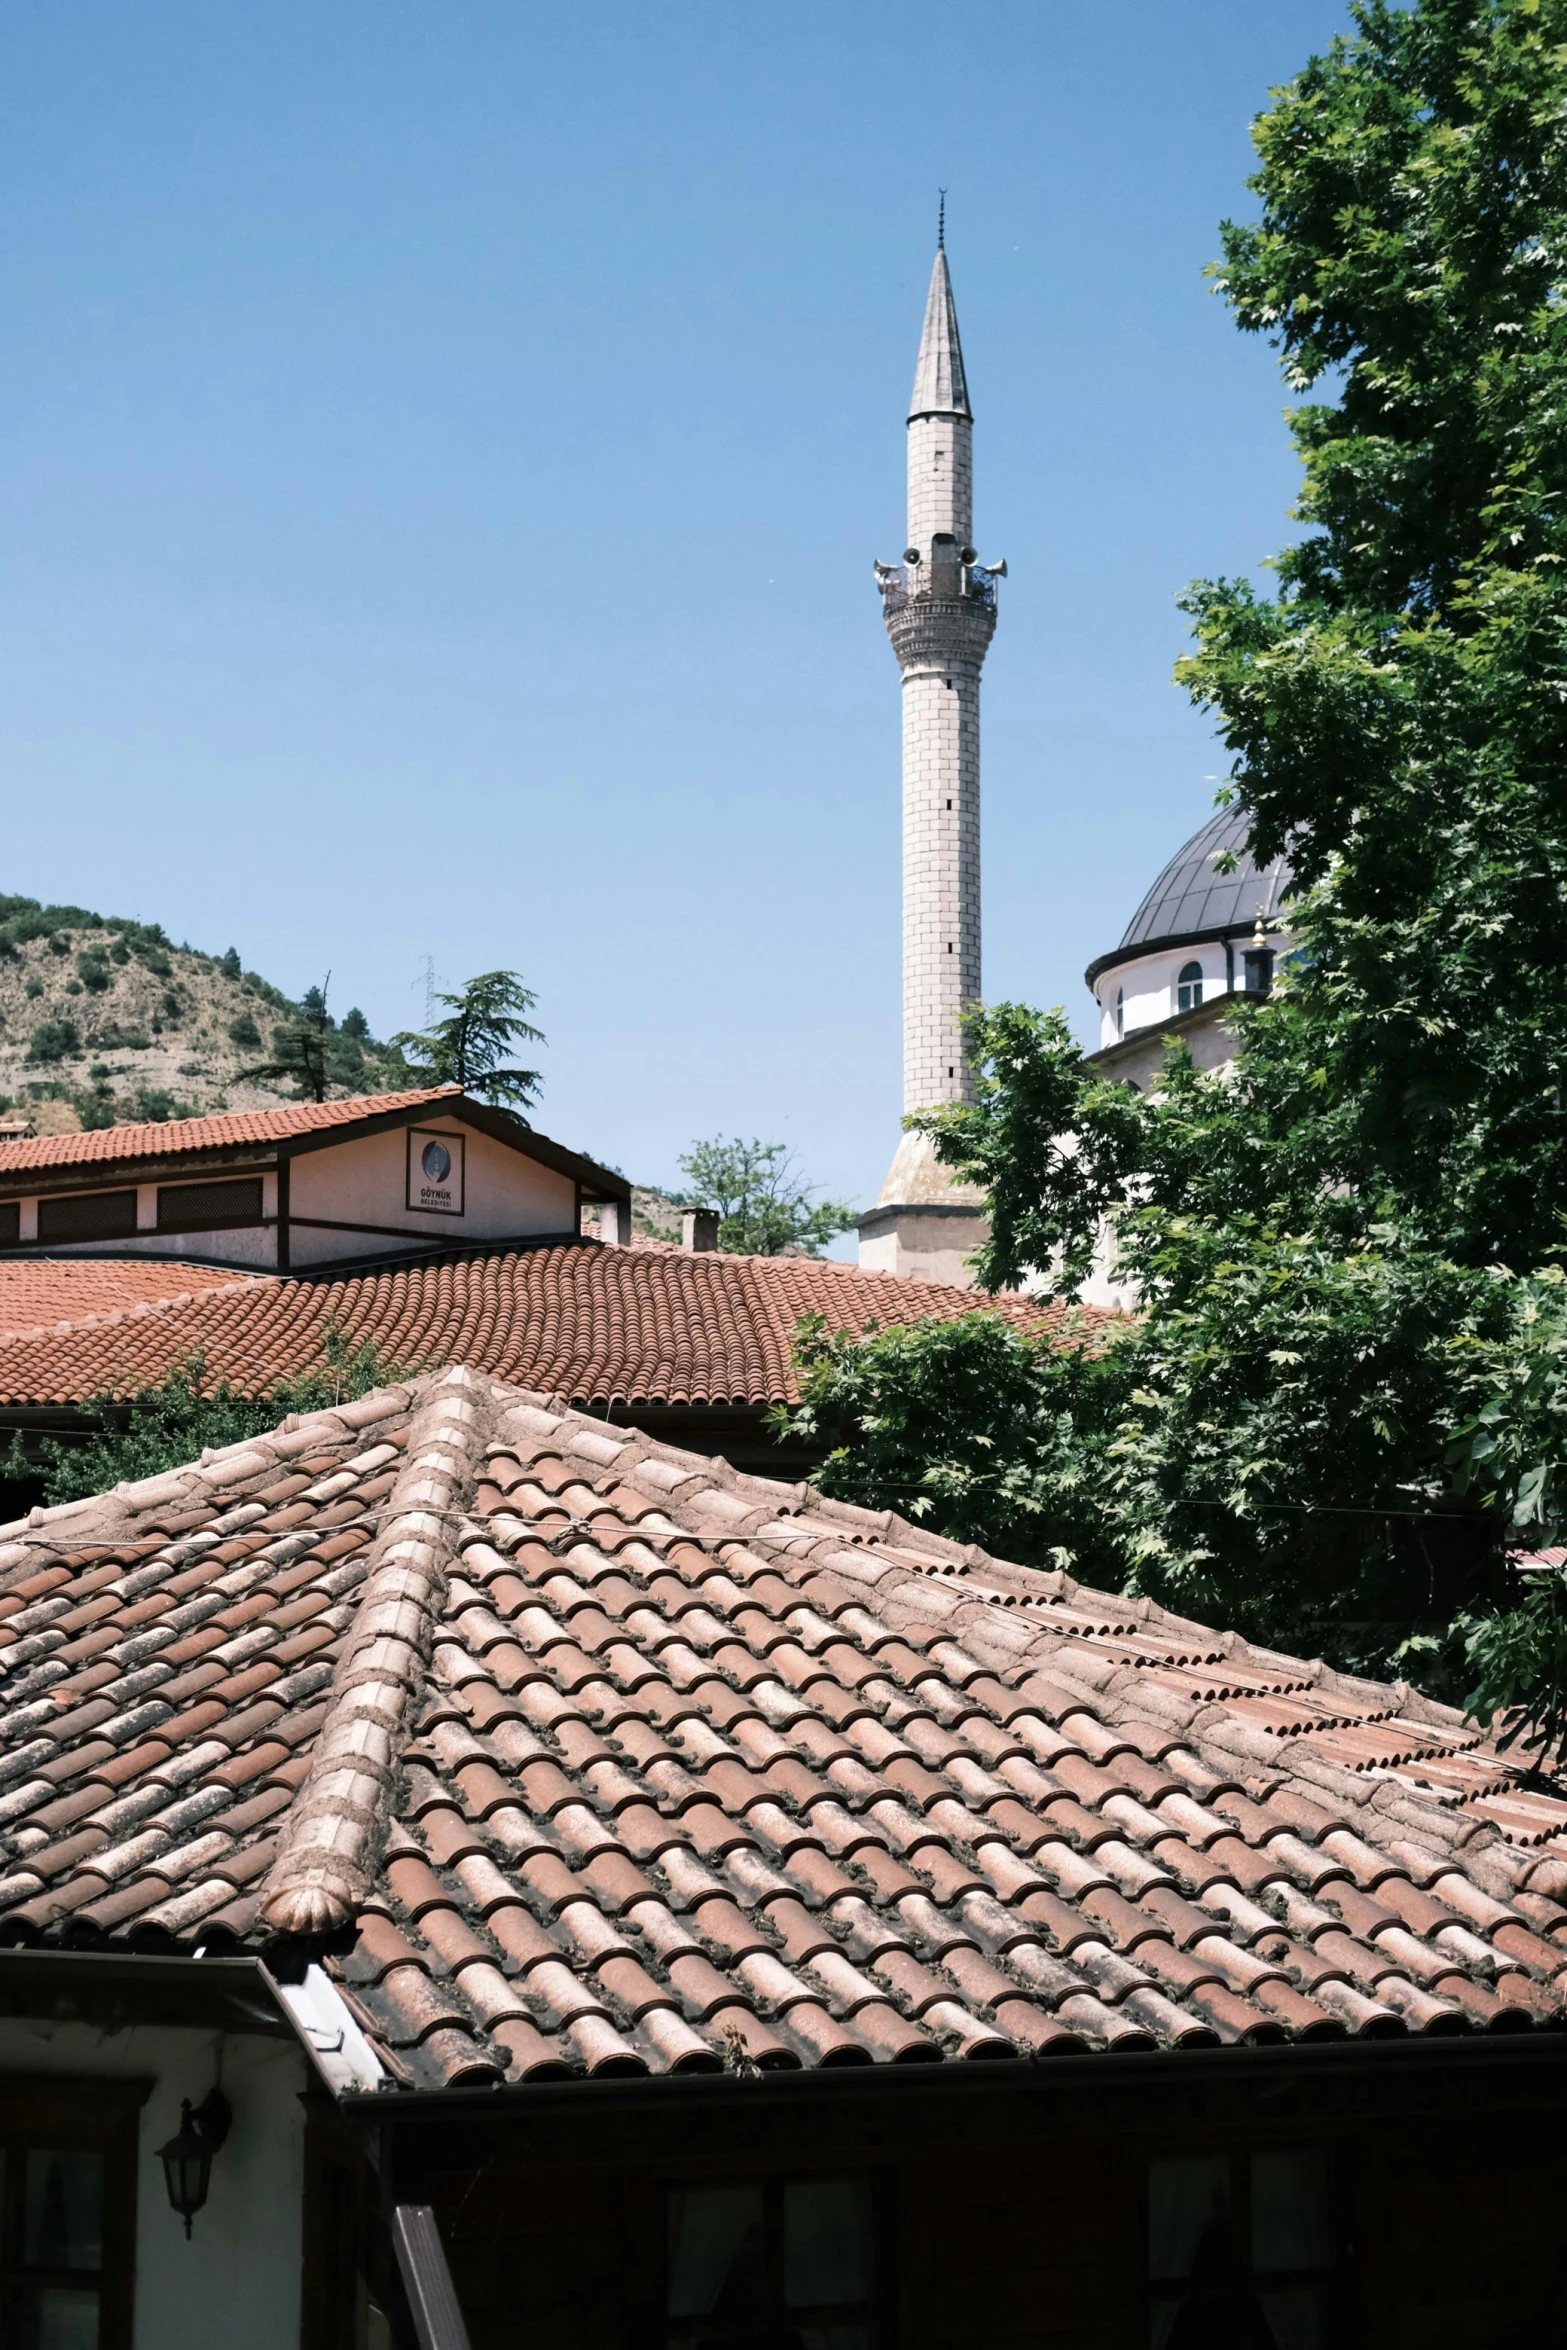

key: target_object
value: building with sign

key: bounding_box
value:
[0,1086,628,1274]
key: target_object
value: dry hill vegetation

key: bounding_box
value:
[0,896,411,1132]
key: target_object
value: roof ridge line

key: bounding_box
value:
[259,1365,496,1937]
[0,1379,419,1565]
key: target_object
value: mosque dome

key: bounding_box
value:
[1085,807,1293,988]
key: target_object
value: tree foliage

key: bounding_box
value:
[393,971,544,1110]
[6,1321,412,1506]
[777,1307,1130,1580]
[678,1137,855,1257]
[239,975,408,1102]
[780,0,1567,1755]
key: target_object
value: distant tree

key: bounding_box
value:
[237,973,336,1101]
[220,947,242,979]
[677,1137,855,1257]
[393,971,544,1110]
[341,1006,370,1040]
[27,1019,80,1064]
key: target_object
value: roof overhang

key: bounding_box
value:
[279,1095,629,1205]
[1084,917,1283,992]
[0,1096,630,1208]
[0,1946,291,2036]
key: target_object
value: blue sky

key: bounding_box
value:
[0,0,1354,1220]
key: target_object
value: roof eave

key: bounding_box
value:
[1084,915,1289,991]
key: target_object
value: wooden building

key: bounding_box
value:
[0,1368,1558,2345]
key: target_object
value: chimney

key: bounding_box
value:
[599,1200,628,1246]
[681,1208,719,1252]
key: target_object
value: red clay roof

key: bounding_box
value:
[0,1259,251,1342]
[0,1242,1083,1409]
[0,1087,460,1180]
[0,1365,1562,2093]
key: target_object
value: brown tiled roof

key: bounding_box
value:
[0,1365,1563,2092]
[0,1243,1079,1409]
[0,1087,460,1180]
[0,1259,251,1342]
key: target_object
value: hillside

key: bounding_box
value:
[0,895,412,1133]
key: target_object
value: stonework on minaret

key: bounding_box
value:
[858,230,1002,1289]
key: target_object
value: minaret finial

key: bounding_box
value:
[937,189,946,249]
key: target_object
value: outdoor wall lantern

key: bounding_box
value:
[157,2087,233,2238]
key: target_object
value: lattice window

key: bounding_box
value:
[36,1191,137,1244]
[156,1178,263,1233]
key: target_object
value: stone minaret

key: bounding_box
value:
[858,220,1002,1287]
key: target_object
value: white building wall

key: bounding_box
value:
[286,1121,576,1265]
[0,2017,307,2350]
[5,1126,581,1270]
[1094,933,1288,1047]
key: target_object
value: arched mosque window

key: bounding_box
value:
[1176,961,1204,1015]
[1115,988,1124,1038]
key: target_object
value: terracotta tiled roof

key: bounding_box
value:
[0,1243,1080,1409]
[0,1259,251,1342]
[0,1087,460,1180]
[0,1366,1563,2093]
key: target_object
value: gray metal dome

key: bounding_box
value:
[1085,808,1293,985]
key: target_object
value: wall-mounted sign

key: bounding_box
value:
[407,1128,466,1217]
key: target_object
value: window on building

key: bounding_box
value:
[1115,988,1125,1038]
[666,2177,884,2350]
[0,1202,18,1246]
[157,1177,263,1233]
[0,2091,140,2350]
[1176,961,1204,1015]
[36,1190,137,1245]
[1148,2148,1341,2348]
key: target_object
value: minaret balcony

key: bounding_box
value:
[881,586,998,671]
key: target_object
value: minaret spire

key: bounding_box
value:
[909,242,971,427]
[859,223,1005,1288]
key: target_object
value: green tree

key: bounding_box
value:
[4,1321,414,1506]
[26,1019,79,1065]
[777,1307,1129,1578]
[780,0,1567,1755]
[393,971,544,1110]
[678,1137,855,1257]
[237,975,337,1102]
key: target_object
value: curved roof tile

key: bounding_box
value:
[0,1087,460,1179]
[0,1242,1090,1408]
[0,1366,1560,2090]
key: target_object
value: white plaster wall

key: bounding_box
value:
[32,1226,282,1271]
[285,1122,577,1265]
[1094,933,1288,1046]
[10,1171,283,1271]
[0,2016,307,2350]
